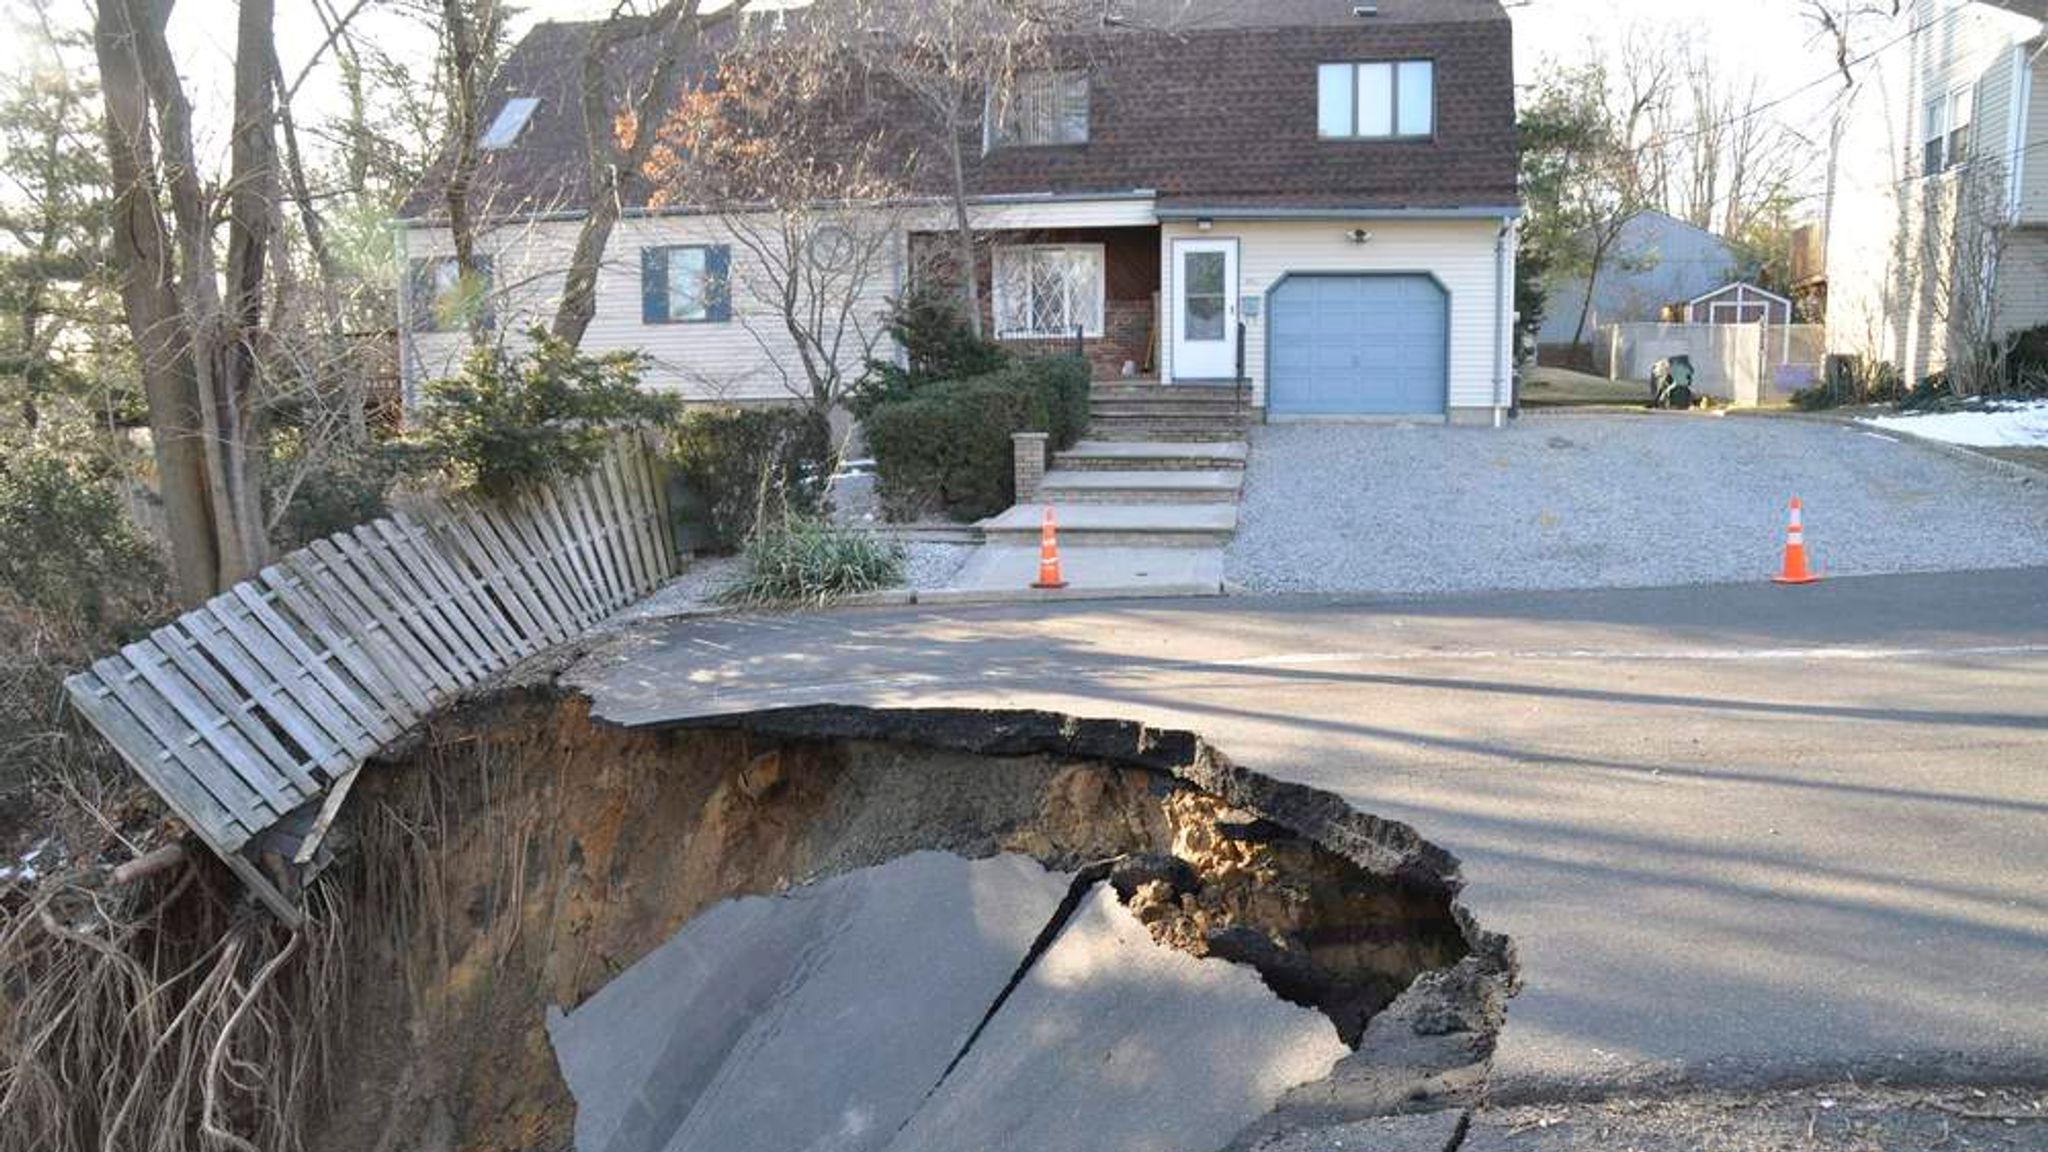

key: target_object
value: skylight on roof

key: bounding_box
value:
[480,97,540,151]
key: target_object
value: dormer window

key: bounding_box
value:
[990,70,1090,148]
[480,96,540,151]
[1318,61,1434,139]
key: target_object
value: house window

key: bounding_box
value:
[990,70,1090,148]
[1319,60,1434,139]
[1923,88,1972,175]
[479,97,540,151]
[409,256,494,333]
[992,245,1105,339]
[641,245,732,324]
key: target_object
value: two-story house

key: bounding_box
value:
[1822,0,2048,383]
[396,0,1521,424]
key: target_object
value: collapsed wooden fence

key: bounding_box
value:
[65,434,678,923]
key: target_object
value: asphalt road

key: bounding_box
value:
[569,569,2048,1099]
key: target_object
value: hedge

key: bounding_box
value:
[863,356,1089,522]
[670,406,833,549]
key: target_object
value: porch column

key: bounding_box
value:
[1012,432,1049,504]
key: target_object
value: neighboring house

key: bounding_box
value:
[396,0,1521,423]
[1821,0,2048,382]
[1536,210,1746,351]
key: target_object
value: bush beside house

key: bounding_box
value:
[864,356,1090,522]
[669,406,833,549]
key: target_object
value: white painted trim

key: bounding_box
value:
[2007,44,2030,221]
[1685,280,1793,310]
[1167,237,1241,381]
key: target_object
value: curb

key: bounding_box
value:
[1781,409,2048,484]
[917,582,1226,607]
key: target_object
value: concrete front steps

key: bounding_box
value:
[979,502,1238,548]
[1038,469,1243,505]
[1053,440,1249,473]
[1086,384,1252,443]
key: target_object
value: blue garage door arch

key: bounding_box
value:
[1268,274,1449,417]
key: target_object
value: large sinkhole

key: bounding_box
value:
[317,691,1514,1152]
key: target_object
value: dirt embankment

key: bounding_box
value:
[273,690,1508,1151]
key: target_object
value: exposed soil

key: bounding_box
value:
[284,690,1509,1152]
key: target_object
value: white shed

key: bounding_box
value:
[1685,281,1794,326]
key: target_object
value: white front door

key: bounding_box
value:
[1172,238,1240,381]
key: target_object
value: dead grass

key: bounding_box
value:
[1520,366,1649,409]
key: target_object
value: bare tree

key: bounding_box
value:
[853,0,1095,336]
[438,0,505,343]
[94,0,281,600]
[1938,159,2013,396]
[551,0,757,348]
[652,31,905,416]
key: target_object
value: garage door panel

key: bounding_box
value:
[1269,275,1447,417]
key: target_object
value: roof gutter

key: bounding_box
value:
[392,188,1165,229]
[1154,204,1524,222]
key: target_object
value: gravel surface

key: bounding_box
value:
[607,555,748,624]
[904,542,975,590]
[1227,414,2048,595]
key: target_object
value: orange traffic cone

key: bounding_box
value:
[1772,497,1822,585]
[1032,506,1069,590]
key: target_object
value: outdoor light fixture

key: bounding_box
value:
[1197,217,1214,231]
[1348,228,1375,244]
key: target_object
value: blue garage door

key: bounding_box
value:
[1269,275,1448,416]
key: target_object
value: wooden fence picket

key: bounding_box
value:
[64,434,682,924]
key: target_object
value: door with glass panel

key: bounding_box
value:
[1171,238,1239,380]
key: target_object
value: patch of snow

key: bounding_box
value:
[1860,400,2048,448]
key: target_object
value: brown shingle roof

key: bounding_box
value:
[399,1,1517,222]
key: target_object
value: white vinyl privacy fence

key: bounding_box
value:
[1601,323,1826,406]
[65,433,677,923]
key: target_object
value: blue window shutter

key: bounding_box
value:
[642,247,670,324]
[408,259,435,332]
[706,245,732,322]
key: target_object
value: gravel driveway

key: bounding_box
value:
[1227,414,2048,595]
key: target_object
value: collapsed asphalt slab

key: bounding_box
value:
[546,852,1349,1152]
[546,852,1069,1152]
[893,885,1348,1152]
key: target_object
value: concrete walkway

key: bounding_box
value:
[570,569,2048,1100]
[954,386,1251,598]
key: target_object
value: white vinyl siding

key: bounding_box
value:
[400,214,899,405]
[1823,0,2039,381]
[1158,218,1507,414]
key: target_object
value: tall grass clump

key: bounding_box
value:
[717,519,905,608]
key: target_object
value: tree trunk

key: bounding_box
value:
[1570,231,1618,352]
[553,0,732,348]
[441,0,489,342]
[93,0,220,602]
[944,123,983,337]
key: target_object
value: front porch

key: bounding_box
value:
[909,225,1164,383]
